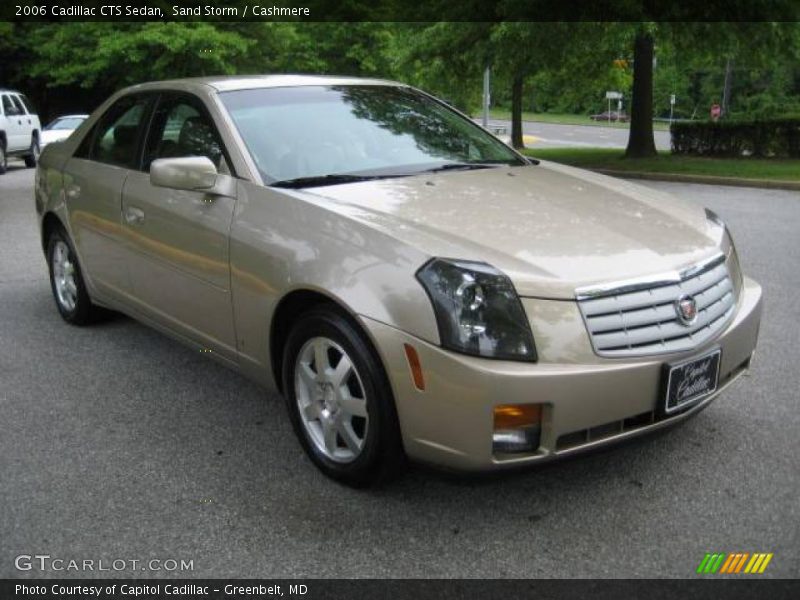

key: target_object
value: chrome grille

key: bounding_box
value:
[577,255,736,357]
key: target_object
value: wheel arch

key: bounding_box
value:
[269,288,383,394]
[41,211,65,253]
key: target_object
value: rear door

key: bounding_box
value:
[62,93,154,301]
[120,92,238,358]
[11,94,35,142]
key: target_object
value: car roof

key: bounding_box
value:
[121,74,404,95]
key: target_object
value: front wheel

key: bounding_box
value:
[282,307,404,486]
[24,137,40,168]
[46,226,98,325]
[0,141,7,174]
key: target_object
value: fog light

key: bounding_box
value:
[493,404,542,453]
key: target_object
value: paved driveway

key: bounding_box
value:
[1,163,797,578]
[479,119,672,150]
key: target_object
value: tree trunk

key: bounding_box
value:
[511,74,524,150]
[625,30,658,158]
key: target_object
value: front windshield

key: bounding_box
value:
[46,117,85,131]
[219,85,524,184]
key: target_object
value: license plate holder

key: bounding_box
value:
[663,349,722,415]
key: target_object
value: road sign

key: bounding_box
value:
[670,94,676,105]
[605,91,622,100]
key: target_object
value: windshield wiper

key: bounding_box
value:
[421,162,503,173]
[270,173,395,189]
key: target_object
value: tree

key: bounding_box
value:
[625,27,658,158]
[390,22,493,113]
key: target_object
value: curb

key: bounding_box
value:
[592,169,800,191]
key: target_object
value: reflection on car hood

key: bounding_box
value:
[299,161,722,299]
[41,130,74,145]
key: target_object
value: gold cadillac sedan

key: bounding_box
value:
[35,75,762,485]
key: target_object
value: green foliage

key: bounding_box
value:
[388,23,492,113]
[28,23,254,89]
[671,118,800,158]
[2,20,799,129]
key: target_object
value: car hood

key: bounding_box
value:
[297,161,723,299]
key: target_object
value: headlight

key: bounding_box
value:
[416,258,536,362]
[706,208,743,296]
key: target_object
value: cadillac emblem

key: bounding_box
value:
[675,295,698,326]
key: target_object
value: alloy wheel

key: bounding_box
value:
[294,336,369,463]
[52,240,78,312]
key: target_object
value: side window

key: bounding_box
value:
[2,94,21,116]
[18,95,36,115]
[88,95,150,168]
[144,96,227,172]
[11,96,27,115]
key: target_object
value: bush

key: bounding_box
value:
[671,119,800,158]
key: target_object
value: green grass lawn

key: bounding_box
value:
[477,108,671,132]
[522,148,800,182]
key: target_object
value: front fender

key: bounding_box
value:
[230,181,439,387]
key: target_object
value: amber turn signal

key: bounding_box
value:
[493,404,542,430]
[403,343,425,391]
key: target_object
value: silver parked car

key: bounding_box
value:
[40,114,89,149]
[35,76,762,485]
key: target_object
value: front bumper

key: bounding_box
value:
[361,276,762,471]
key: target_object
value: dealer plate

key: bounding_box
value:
[664,349,721,414]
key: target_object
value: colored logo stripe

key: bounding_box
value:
[698,552,773,574]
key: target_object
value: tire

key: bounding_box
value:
[46,225,98,325]
[0,140,7,174]
[24,136,40,168]
[282,306,404,486]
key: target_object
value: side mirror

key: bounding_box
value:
[150,156,234,197]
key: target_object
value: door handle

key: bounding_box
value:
[124,206,145,225]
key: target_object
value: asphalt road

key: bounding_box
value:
[481,118,672,150]
[1,161,798,579]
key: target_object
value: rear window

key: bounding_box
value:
[18,95,36,115]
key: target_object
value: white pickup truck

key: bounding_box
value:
[0,89,41,174]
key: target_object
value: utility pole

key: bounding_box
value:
[721,58,733,118]
[482,66,490,128]
[669,94,676,125]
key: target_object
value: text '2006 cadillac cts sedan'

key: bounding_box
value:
[35,75,762,486]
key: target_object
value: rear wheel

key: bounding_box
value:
[282,307,404,486]
[24,136,40,168]
[46,226,99,325]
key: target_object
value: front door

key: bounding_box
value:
[120,93,238,359]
